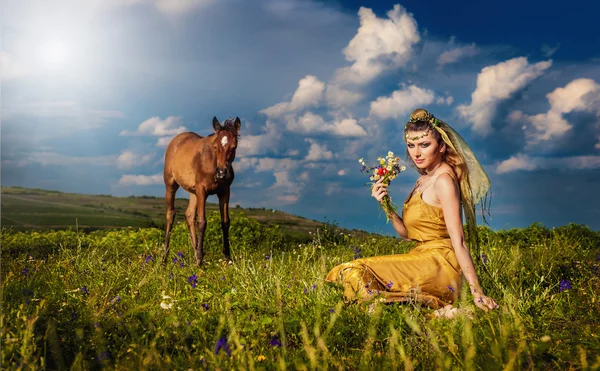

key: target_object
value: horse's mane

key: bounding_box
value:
[208,118,240,139]
[223,118,241,139]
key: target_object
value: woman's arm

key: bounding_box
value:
[435,173,498,311]
[371,178,410,239]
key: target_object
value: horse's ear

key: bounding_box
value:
[213,116,222,132]
[234,117,241,134]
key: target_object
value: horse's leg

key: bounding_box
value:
[185,193,198,252]
[163,180,180,260]
[195,188,208,266]
[218,188,231,261]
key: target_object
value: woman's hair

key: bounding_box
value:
[404,108,468,184]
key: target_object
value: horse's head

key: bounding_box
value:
[212,116,241,181]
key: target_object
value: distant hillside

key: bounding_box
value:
[0,186,330,239]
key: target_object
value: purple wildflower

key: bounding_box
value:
[386,281,393,289]
[25,299,31,305]
[179,262,185,268]
[172,257,178,264]
[269,336,282,347]
[22,267,29,276]
[303,287,308,294]
[447,285,455,292]
[98,351,110,361]
[481,253,488,264]
[202,303,209,310]
[177,251,185,259]
[329,308,335,313]
[559,280,572,292]
[168,272,174,280]
[352,246,361,259]
[188,274,198,288]
[265,254,271,260]
[312,284,316,290]
[221,275,226,281]
[214,336,231,356]
[145,254,153,263]
[110,296,121,305]
[81,286,89,295]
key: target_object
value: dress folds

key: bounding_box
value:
[325,174,463,309]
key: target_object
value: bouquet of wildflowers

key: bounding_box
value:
[359,151,406,221]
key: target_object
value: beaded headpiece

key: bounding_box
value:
[404,111,442,141]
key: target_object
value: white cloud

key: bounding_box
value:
[285,112,367,137]
[1,51,31,80]
[510,78,600,146]
[267,170,306,204]
[457,57,552,136]
[495,154,538,174]
[337,169,347,176]
[369,85,435,119]
[260,75,325,117]
[334,4,420,85]
[119,173,164,185]
[436,96,454,105]
[437,43,479,67]
[496,153,600,174]
[325,84,363,108]
[304,139,334,161]
[116,150,154,169]
[120,116,187,137]
[237,120,282,157]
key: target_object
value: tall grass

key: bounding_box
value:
[2,212,599,370]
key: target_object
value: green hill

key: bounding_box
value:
[0,186,327,239]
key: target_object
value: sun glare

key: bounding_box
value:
[40,40,70,67]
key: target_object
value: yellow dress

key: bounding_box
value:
[325,175,463,309]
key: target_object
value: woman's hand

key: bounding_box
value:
[371,178,389,203]
[473,292,498,312]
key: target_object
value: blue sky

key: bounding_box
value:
[2,0,600,234]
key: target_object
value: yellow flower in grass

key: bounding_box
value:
[257,355,266,361]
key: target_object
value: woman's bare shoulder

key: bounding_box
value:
[436,164,457,181]
[434,166,459,196]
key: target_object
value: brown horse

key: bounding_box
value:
[163,116,241,265]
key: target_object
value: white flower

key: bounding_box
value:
[160,302,173,310]
[358,158,364,164]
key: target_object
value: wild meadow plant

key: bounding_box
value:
[2,214,599,370]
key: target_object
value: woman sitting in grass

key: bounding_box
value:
[326,108,498,318]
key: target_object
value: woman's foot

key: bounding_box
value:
[432,304,473,319]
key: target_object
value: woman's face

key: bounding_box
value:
[405,131,444,172]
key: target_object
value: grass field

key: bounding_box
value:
[2,203,599,370]
[0,186,325,239]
